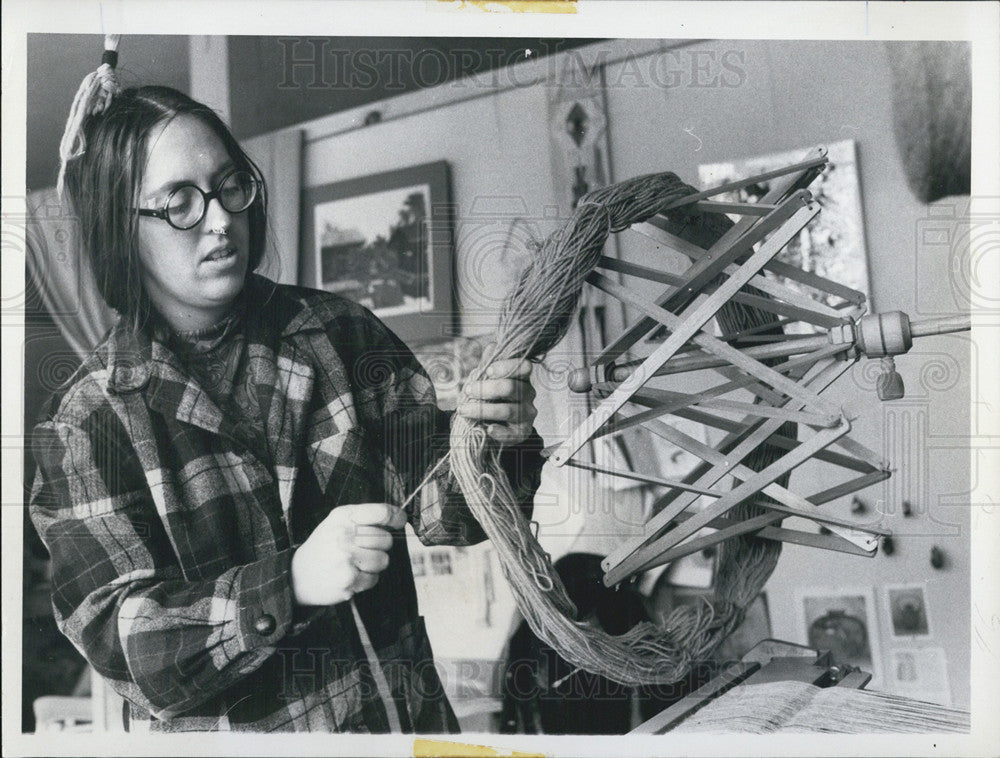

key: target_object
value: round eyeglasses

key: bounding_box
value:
[136,170,260,230]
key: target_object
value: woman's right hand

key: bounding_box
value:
[290,503,406,606]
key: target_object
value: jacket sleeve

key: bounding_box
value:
[353,315,544,547]
[28,408,308,720]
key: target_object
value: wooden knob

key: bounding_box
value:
[856,312,913,358]
[568,368,592,393]
[876,356,905,401]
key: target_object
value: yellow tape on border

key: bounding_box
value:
[413,738,547,758]
[433,0,577,13]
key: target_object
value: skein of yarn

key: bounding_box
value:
[450,172,789,685]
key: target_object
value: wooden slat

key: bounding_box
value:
[561,458,722,495]
[595,255,685,288]
[563,414,881,538]
[603,420,852,585]
[657,353,855,500]
[547,403,746,453]
[660,150,829,208]
[644,406,849,546]
[644,362,886,548]
[640,418,881,534]
[645,404,878,478]
[630,218,711,261]
[589,343,847,438]
[805,469,892,505]
[614,396,877,475]
[595,255,840,330]
[630,388,839,427]
[632,414,787,522]
[764,258,868,306]
[767,435,876,474]
[597,187,816,366]
[635,220,852,322]
[639,508,879,559]
[633,512,785,568]
[730,290,844,329]
[604,356,858,572]
[754,525,878,557]
[829,434,889,473]
[727,520,877,557]
[600,334,837,382]
[694,199,777,216]
[710,363,800,410]
[584,239,844,417]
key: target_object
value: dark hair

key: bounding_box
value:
[552,552,647,634]
[62,85,268,332]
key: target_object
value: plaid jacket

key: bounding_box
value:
[30,275,543,732]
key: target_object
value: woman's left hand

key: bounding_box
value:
[457,351,537,447]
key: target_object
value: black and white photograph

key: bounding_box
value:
[3,2,998,756]
[302,160,455,344]
[314,181,434,312]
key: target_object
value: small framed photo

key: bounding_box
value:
[884,584,932,638]
[697,139,872,328]
[887,646,951,706]
[796,587,882,686]
[301,161,455,345]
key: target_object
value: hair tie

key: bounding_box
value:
[56,34,121,199]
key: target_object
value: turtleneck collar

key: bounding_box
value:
[153,289,247,356]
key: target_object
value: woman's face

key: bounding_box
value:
[136,114,251,332]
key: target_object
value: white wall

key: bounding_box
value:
[290,39,972,709]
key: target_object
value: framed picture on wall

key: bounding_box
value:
[694,139,872,335]
[795,587,883,687]
[301,161,454,345]
[884,583,933,638]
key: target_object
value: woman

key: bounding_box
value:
[29,84,543,732]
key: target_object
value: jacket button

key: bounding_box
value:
[254,614,277,635]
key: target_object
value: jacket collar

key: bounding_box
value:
[105,275,325,395]
[105,322,154,394]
